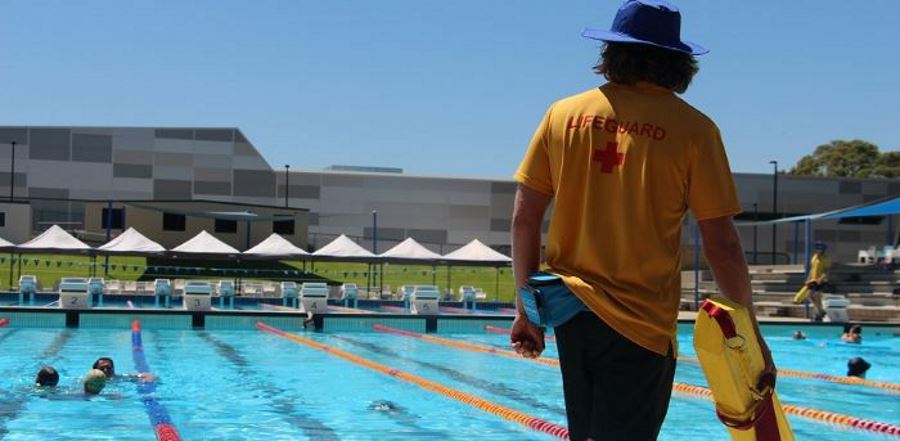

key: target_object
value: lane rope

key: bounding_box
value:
[678,356,900,393]
[374,324,559,367]
[256,322,569,439]
[130,320,182,441]
[376,324,900,436]
[482,325,898,394]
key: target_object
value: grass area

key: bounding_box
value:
[0,254,145,291]
[0,254,516,303]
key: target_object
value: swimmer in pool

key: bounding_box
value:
[847,357,871,378]
[93,357,156,382]
[791,331,807,340]
[35,366,59,387]
[841,324,862,344]
[83,369,107,395]
[369,400,401,413]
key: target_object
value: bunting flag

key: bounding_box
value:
[45,261,51,267]
[67,262,74,267]
[56,261,62,267]
[33,259,39,266]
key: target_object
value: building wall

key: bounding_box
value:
[82,201,308,250]
[0,126,277,215]
[0,202,32,243]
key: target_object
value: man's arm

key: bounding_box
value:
[510,184,552,358]
[698,215,776,381]
[512,184,552,306]
[698,216,753,309]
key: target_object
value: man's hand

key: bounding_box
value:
[510,315,545,358]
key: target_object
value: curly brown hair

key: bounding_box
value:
[594,42,699,94]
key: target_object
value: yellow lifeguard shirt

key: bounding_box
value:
[515,82,742,356]
[809,254,831,282]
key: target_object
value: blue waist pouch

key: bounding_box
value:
[519,272,586,328]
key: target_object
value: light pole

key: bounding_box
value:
[284,164,290,208]
[372,210,379,295]
[8,141,16,201]
[769,160,778,264]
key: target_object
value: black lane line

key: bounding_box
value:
[336,336,567,417]
[196,331,339,441]
[0,330,73,438]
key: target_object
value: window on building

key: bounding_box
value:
[273,219,295,235]
[163,212,186,231]
[101,208,125,230]
[215,219,238,234]
[0,212,5,227]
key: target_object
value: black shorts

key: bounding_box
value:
[555,312,676,441]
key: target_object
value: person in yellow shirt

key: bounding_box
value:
[793,241,831,320]
[510,1,774,439]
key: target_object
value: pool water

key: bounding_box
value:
[0,323,896,440]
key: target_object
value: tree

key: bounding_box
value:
[789,139,897,178]
[871,150,900,178]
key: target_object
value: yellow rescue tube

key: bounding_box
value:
[694,297,795,441]
[792,285,809,304]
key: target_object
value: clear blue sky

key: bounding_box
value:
[1,1,897,178]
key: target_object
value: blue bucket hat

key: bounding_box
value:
[581,0,708,55]
[814,241,827,251]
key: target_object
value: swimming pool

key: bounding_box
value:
[0,318,896,440]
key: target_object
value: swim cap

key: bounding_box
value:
[84,369,107,394]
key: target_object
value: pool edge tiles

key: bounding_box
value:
[324,316,427,333]
[0,311,66,328]
[80,313,192,329]
[206,314,304,331]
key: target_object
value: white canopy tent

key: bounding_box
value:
[0,236,13,248]
[17,225,92,251]
[442,239,511,264]
[243,233,309,258]
[171,230,240,255]
[312,234,377,261]
[97,227,166,254]
[313,234,380,294]
[13,225,95,280]
[441,239,511,302]
[379,237,442,262]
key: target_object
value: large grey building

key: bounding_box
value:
[0,126,896,263]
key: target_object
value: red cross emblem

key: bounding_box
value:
[592,141,625,173]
